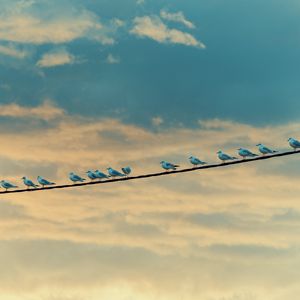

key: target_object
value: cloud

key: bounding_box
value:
[160,10,195,29]
[0,1,115,45]
[37,48,75,68]
[106,53,120,64]
[0,100,65,120]
[130,16,205,48]
[0,43,29,58]
[151,116,164,126]
[0,103,300,299]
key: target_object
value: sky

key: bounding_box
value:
[1,0,300,299]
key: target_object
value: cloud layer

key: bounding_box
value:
[0,102,299,298]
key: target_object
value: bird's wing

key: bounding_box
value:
[263,146,272,152]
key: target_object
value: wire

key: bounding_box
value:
[1,149,299,194]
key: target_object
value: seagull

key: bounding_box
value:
[160,161,179,171]
[86,170,98,181]
[0,180,17,191]
[189,156,207,167]
[256,143,277,155]
[37,176,55,188]
[69,172,85,183]
[217,150,237,163]
[107,167,125,178]
[288,138,300,151]
[122,166,132,176]
[237,148,258,159]
[94,170,110,180]
[22,176,39,189]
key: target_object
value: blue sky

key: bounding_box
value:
[1,0,300,128]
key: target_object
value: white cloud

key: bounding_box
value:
[130,16,205,48]
[106,53,120,64]
[36,48,75,68]
[0,100,65,120]
[151,116,164,126]
[0,44,29,58]
[0,1,115,45]
[160,10,195,29]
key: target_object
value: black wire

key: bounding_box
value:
[1,149,299,194]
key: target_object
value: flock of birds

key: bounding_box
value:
[1,138,300,191]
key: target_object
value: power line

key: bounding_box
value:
[1,149,299,194]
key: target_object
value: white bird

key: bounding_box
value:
[107,167,125,178]
[288,138,300,151]
[256,143,277,155]
[237,148,258,159]
[122,166,132,176]
[69,172,85,183]
[217,150,237,163]
[37,176,55,188]
[22,177,39,189]
[94,170,110,180]
[0,180,17,191]
[189,156,207,167]
[160,161,179,171]
[86,170,98,181]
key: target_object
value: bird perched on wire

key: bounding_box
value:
[217,150,237,163]
[160,161,179,171]
[22,177,39,189]
[237,148,258,159]
[122,166,132,176]
[256,143,277,155]
[37,176,55,188]
[288,138,300,151]
[69,172,85,183]
[86,170,98,181]
[107,167,125,178]
[189,156,207,167]
[0,180,17,191]
[94,170,110,180]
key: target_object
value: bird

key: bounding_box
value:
[0,180,17,191]
[107,167,125,178]
[160,161,179,171]
[237,148,258,159]
[256,143,277,155]
[69,172,85,183]
[217,150,237,163]
[122,166,132,176]
[86,170,98,181]
[189,156,207,167]
[22,176,39,189]
[288,138,300,151]
[94,170,110,180]
[37,176,55,188]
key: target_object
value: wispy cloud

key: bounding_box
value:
[0,43,29,58]
[131,15,205,48]
[0,1,116,45]
[160,10,195,29]
[37,48,76,68]
[0,100,65,120]
[106,53,120,64]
